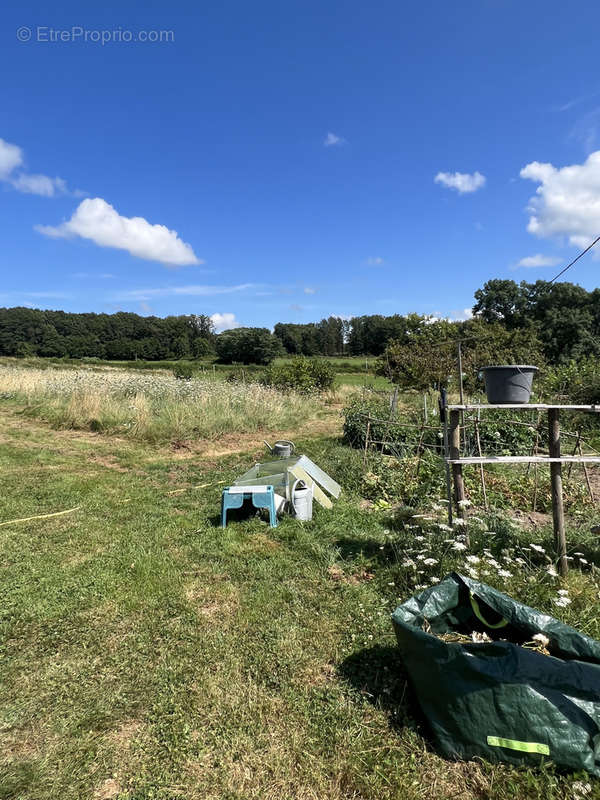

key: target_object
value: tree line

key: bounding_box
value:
[1,279,600,366]
[0,308,214,360]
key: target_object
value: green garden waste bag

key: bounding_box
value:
[391,572,600,775]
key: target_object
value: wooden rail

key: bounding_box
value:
[443,402,599,576]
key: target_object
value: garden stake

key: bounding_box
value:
[578,438,595,503]
[363,420,371,466]
[474,414,488,510]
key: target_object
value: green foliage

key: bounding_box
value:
[172,362,195,380]
[342,393,441,455]
[464,410,538,456]
[377,317,545,391]
[274,317,348,356]
[0,307,214,361]
[362,450,446,505]
[540,357,600,404]
[15,341,35,358]
[474,278,600,364]
[215,327,284,365]
[260,357,335,394]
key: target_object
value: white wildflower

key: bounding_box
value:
[429,576,440,584]
[497,569,512,578]
[579,557,589,565]
[466,555,480,564]
[529,544,545,553]
[401,559,416,568]
[423,558,438,566]
[546,566,558,578]
[558,589,569,596]
[572,781,592,798]
[437,523,452,532]
[452,541,467,551]
[453,518,467,527]
[554,596,572,607]
[457,499,471,508]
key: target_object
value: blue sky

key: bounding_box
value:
[3,0,600,330]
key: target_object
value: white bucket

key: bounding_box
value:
[291,480,313,521]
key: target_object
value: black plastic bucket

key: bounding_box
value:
[480,365,537,404]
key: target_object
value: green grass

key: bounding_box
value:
[1,409,599,799]
[0,355,385,381]
[0,366,324,444]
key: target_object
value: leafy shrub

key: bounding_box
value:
[540,357,600,404]
[463,409,539,456]
[260,357,335,394]
[377,318,545,392]
[215,328,283,365]
[172,363,195,380]
[361,450,446,506]
[342,393,441,454]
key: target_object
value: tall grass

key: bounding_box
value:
[0,366,319,442]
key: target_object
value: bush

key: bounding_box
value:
[260,357,335,394]
[540,357,600,404]
[342,393,441,455]
[463,409,539,456]
[215,328,283,365]
[172,363,195,380]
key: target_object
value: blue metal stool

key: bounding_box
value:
[221,485,278,528]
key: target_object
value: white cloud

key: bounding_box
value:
[36,197,201,266]
[520,151,600,251]
[11,173,67,197]
[516,254,561,268]
[324,132,345,147]
[0,138,23,177]
[427,308,473,323]
[434,170,486,194]
[365,256,384,266]
[0,136,72,196]
[211,312,241,332]
[304,287,316,294]
[118,284,253,301]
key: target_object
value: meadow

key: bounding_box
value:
[1,359,599,800]
[0,365,322,443]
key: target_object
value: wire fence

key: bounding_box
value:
[349,387,599,509]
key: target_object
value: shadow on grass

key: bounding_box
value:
[338,644,419,734]
[335,536,397,564]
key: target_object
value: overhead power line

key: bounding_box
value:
[549,235,600,284]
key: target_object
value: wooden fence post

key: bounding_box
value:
[548,408,568,576]
[449,411,465,506]
[449,409,469,546]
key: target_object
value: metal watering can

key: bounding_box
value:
[290,478,313,521]
[264,440,296,459]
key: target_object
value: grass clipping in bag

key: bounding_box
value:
[391,572,600,775]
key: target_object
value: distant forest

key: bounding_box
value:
[2,279,600,364]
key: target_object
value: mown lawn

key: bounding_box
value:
[0,409,597,799]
